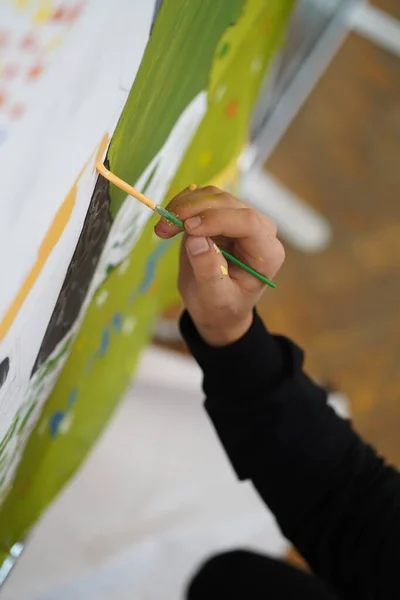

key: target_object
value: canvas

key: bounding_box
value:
[0,0,294,566]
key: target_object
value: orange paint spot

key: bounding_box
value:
[0,92,6,107]
[189,183,197,191]
[21,33,36,49]
[225,99,239,119]
[21,478,32,497]
[0,163,87,341]
[27,63,43,80]
[10,103,25,119]
[4,64,18,79]
[68,5,82,22]
[262,20,272,34]
[52,7,67,21]
[149,282,160,293]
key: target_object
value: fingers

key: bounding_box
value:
[154,185,283,282]
[184,235,230,288]
[155,186,244,239]
[186,206,276,238]
[185,206,282,281]
[170,185,228,216]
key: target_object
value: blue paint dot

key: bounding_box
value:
[67,388,78,407]
[84,355,96,374]
[49,411,64,439]
[129,239,173,304]
[49,389,78,438]
[112,313,123,331]
[98,327,110,356]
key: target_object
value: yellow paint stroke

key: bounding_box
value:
[46,34,63,52]
[0,163,87,341]
[33,0,52,24]
[199,150,212,167]
[14,0,31,11]
[220,265,228,276]
[213,243,221,254]
[76,337,88,351]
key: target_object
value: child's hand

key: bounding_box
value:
[155,186,284,346]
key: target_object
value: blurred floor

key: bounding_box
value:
[372,0,400,19]
[263,32,400,464]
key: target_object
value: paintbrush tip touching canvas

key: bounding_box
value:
[95,162,157,211]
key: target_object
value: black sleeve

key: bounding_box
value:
[180,310,400,600]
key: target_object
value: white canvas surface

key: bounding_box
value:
[0,0,157,501]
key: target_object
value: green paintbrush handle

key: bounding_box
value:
[156,206,185,229]
[156,205,276,289]
[218,248,276,288]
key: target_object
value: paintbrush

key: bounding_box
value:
[95,161,276,289]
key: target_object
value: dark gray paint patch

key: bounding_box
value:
[31,166,113,375]
[0,358,10,390]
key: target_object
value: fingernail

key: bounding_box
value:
[186,236,209,256]
[186,216,202,230]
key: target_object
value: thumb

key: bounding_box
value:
[185,235,230,288]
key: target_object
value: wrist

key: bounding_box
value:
[194,312,253,347]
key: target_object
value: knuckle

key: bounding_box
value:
[166,198,178,213]
[267,240,285,277]
[265,217,278,236]
[276,239,285,263]
[244,207,260,229]
[218,192,239,207]
[201,185,221,195]
[177,204,196,221]
[169,198,195,219]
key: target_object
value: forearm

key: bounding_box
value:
[181,310,400,599]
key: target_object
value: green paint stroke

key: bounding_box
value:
[168,0,296,196]
[108,0,244,217]
[218,41,231,59]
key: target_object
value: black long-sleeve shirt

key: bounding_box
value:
[180,310,400,600]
